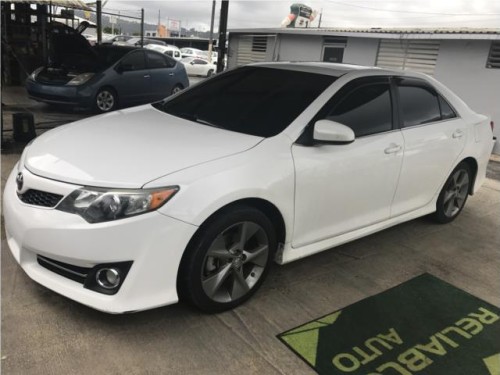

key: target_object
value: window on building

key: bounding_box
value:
[325,83,393,137]
[399,85,441,127]
[252,36,267,53]
[486,41,500,69]
[376,39,440,75]
[322,37,347,63]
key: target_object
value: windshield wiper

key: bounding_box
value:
[174,112,224,129]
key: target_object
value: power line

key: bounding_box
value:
[324,0,500,16]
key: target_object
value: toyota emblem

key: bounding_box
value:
[16,172,24,191]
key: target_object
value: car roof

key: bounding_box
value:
[249,61,428,79]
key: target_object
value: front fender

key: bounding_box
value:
[144,135,296,244]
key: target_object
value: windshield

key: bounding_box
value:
[152,66,337,137]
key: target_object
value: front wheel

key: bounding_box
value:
[178,206,276,313]
[95,87,117,113]
[433,162,471,223]
[206,69,214,77]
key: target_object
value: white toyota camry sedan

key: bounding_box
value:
[4,63,495,313]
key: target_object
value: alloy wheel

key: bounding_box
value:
[443,168,470,218]
[201,221,269,303]
[96,90,115,112]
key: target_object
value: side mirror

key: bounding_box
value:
[313,120,355,144]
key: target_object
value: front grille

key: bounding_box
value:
[18,189,63,207]
[37,255,90,284]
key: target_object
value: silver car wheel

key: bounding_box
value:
[201,221,269,303]
[443,168,470,218]
[96,90,115,112]
[171,85,182,95]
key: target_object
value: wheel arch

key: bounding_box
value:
[183,197,286,255]
[460,156,478,195]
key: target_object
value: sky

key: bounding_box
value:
[104,0,500,31]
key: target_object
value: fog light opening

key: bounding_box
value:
[96,268,121,289]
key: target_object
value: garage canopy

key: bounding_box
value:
[7,0,92,11]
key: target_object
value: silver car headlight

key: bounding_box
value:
[66,73,95,86]
[57,186,179,223]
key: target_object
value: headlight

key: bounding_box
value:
[66,73,94,86]
[30,67,44,80]
[57,186,179,223]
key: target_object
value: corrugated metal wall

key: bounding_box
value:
[236,35,268,66]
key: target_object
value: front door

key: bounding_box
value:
[112,50,151,105]
[292,77,404,248]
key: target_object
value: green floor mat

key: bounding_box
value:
[278,274,500,375]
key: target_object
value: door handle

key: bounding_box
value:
[384,144,402,154]
[169,73,175,76]
[143,74,151,78]
[452,130,464,139]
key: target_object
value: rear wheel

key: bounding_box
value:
[171,84,183,95]
[433,162,471,223]
[178,206,276,313]
[207,69,214,77]
[95,87,117,113]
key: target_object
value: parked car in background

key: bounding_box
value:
[121,37,166,47]
[180,47,205,59]
[6,63,494,314]
[199,50,218,62]
[104,35,133,45]
[145,44,182,61]
[27,29,189,113]
[181,57,216,77]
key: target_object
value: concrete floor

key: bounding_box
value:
[1,146,499,374]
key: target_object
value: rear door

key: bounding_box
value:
[111,50,151,105]
[145,50,177,100]
[390,77,466,216]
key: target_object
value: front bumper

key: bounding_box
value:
[3,165,198,313]
[26,79,94,107]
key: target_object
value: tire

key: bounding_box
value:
[171,84,183,95]
[206,69,214,78]
[178,206,277,313]
[433,162,472,224]
[95,87,117,113]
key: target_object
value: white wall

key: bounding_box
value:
[275,34,323,61]
[434,40,500,153]
[343,37,379,66]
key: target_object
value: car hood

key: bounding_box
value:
[24,105,264,188]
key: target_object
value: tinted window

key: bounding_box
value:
[120,51,146,71]
[194,59,207,65]
[399,85,441,127]
[153,67,337,137]
[325,83,392,137]
[146,51,175,68]
[439,96,457,119]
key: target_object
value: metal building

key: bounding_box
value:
[228,27,500,153]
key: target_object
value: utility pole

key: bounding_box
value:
[157,9,160,36]
[140,8,144,46]
[208,0,216,64]
[318,8,323,28]
[216,0,229,73]
[96,0,102,44]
